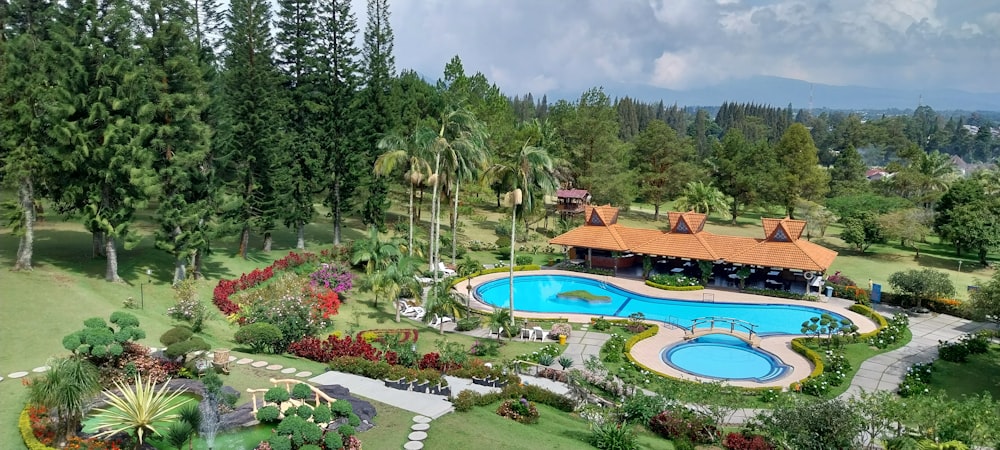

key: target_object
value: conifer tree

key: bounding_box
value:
[273,0,322,249]
[139,0,214,284]
[218,0,283,258]
[316,0,363,245]
[0,0,62,270]
[357,0,396,230]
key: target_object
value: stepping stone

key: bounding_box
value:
[408,431,428,441]
[236,358,254,365]
[403,442,423,450]
[411,423,430,431]
[251,361,268,368]
[228,356,238,362]
[32,366,51,373]
[412,415,432,424]
[0,376,4,382]
[265,364,282,371]
[281,367,296,374]
[295,371,312,378]
[8,371,29,379]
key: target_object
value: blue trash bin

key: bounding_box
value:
[825,286,833,298]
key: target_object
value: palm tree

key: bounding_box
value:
[425,107,487,282]
[422,283,465,334]
[484,140,558,326]
[350,226,403,277]
[442,126,488,266]
[27,357,101,445]
[675,181,730,218]
[374,132,432,257]
[90,374,191,447]
[487,308,513,341]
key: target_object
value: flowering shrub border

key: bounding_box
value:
[356,329,419,344]
[645,279,705,291]
[213,252,319,315]
[849,304,888,340]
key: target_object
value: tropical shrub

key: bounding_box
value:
[590,420,639,450]
[619,394,666,425]
[749,399,861,450]
[868,313,909,349]
[723,432,775,450]
[62,312,146,362]
[648,408,719,444]
[937,340,970,363]
[648,273,701,287]
[898,362,933,397]
[515,255,534,266]
[288,334,398,364]
[213,251,319,315]
[592,316,612,331]
[496,398,539,424]
[234,322,284,354]
[455,316,481,331]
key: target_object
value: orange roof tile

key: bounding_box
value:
[549,207,838,272]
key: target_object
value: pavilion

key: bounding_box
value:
[548,205,838,293]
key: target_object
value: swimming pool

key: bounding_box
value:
[662,334,790,382]
[475,274,849,335]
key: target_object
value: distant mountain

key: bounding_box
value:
[548,76,1000,112]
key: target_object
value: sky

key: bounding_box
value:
[350,0,1000,98]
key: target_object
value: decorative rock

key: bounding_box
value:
[32,366,51,373]
[407,431,428,441]
[8,371,29,379]
[295,371,312,378]
[236,358,254,365]
[411,423,429,431]
[265,364,282,371]
[250,361,268,368]
[412,415,432,424]
[228,356,238,362]
[403,441,424,450]
[281,367,296,374]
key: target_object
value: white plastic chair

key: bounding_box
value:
[429,314,453,327]
[532,326,548,342]
[436,262,457,276]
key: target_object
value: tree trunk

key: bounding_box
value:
[296,222,305,250]
[429,153,442,277]
[333,181,342,245]
[653,203,660,221]
[730,198,739,225]
[262,231,272,252]
[508,205,517,327]
[408,183,415,257]
[105,235,121,282]
[979,248,988,266]
[451,178,460,266]
[14,177,35,270]
[239,225,250,259]
[92,230,106,258]
[173,256,187,286]
[192,249,204,279]
[416,186,424,221]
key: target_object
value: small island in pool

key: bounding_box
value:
[556,290,612,303]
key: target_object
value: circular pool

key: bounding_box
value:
[662,334,790,382]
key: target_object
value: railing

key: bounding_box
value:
[246,378,336,414]
[685,316,760,346]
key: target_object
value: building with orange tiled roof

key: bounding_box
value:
[549,206,838,293]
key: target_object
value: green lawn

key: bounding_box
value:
[802,329,913,398]
[423,402,672,450]
[929,345,1000,399]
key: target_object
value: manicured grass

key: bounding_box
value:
[423,402,672,450]
[929,345,1000,399]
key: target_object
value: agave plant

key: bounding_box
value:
[90,374,191,446]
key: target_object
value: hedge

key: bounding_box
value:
[625,324,659,351]
[19,406,53,450]
[644,280,704,291]
[849,304,888,340]
[791,338,824,379]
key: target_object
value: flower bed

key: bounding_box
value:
[356,329,419,344]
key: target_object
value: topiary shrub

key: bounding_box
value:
[337,424,355,437]
[296,405,313,419]
[234,322,284,354]
[496,398,539,424]
[164,337,210,362]
[291,383,313,400]
[323,431,342,450]
[515,255,534,266]
[160,326,194,347]
[264,387,291,404]
[330,399,352,417]
[62,313,146,361]
[347,412,360,427]
[257,405,281,423]
[312,404,332,423]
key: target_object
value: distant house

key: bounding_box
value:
[949,155,995,176]
[555,189,591,217]
[865,168,890,181]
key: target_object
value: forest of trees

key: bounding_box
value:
[3,0,999,284]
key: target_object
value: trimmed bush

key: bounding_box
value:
[330,399,352,417]
[296,404,313,419]
[264,386,291,404]
[257,405,281,423]
[645,279,704,291]
[312,403,332,423]
[291,383,313,400]
[455,316,481,332]
[625,325,659,351]
[234,322,284,354]
[159,326,194,347]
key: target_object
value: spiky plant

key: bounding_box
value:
[90,375,191,446]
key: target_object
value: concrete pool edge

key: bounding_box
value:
[456,269,882,389]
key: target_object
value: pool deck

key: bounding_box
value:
[458,269,880,389]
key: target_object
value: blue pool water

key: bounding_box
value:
[475,274,848,335]
[663,334,790,382]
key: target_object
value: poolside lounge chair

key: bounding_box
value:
[531,326,549,342]
[429,314,453,328]
[403,306,426,321]
[435,262,457,276]
[414,275,434,285]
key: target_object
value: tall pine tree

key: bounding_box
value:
[140,0,214,284]
[55,0,156,281]
[0,0,62,270]
[357,0,396,230]
[316,0,363,245]
[219,0,283,258]
[273,0,323,249]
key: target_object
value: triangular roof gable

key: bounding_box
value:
[762,217,806,241]
[586,205,619,226]
[667,211,706,234]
